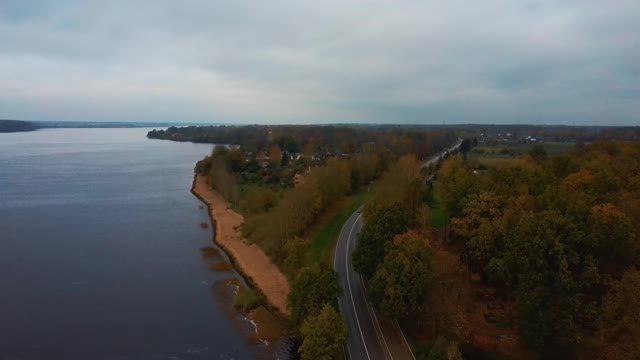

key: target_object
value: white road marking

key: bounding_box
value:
[396,320,416,360]
[345,214,372,360]
[360,277,393,360]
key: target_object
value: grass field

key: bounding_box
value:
[468,141,576,168]
[307,190,368,265]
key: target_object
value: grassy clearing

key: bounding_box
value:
[430,184,448,229]
[233,286,265,312]
[307,189,369,265]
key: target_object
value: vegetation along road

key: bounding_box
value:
[335,140,465,359]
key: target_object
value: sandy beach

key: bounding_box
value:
[191,175,290,315]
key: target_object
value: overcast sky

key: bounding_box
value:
[1,1,638,125]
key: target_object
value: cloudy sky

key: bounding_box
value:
[1,0,638,125]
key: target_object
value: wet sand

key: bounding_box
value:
[191,175,290,315]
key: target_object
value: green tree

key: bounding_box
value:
[589,203,638,276]
[424,337,463,360]
[528,144,548,162]
[299,303,348,360]
[274,134,300,153]
[459,138,473,155]
[373,154,425,212]
[283,236,310,278]
[287,265,342,327]
[600,267,640,359]
[352,202,414,279]
[368,231,433,318]
[436,157,477,217]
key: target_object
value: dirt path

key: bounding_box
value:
[191,175,290,315]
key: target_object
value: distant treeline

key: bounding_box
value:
[148,124,459,160]
[455,124,640,142]
[0,119,206,132]
[0,120,37,133]
[35,121,208,128]
[148,124,640,149]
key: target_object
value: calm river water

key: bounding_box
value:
[0,128,274,359]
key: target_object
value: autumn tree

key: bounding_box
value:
[208,156,239,203]
[425,249,471,342]
[368,231,433,318]
[299,304,348,360]
[282,236,310,279]
[268,145,283,167]
[373,154,425,212]
[600,267,640,359]
[225,148,246,172]
[242,186,276,215]
[349,152,379,189]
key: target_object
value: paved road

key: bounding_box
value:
[334,141,464,359]
[335,211,416,360]
[422,139,463,169]
[334,212,388,360]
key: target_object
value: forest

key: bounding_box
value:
[438,141,640,358]
[354,139,640,359]
[159,123,639,359]
[149,124,459,160]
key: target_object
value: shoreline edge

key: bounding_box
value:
[190,174,290,315]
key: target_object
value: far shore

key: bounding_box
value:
[191,175,290,315]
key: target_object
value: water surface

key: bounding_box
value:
[0,128,266,359]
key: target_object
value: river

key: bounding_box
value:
[0,128,278,359]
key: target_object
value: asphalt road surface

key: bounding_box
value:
[334,212,388,360]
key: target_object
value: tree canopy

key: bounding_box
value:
[299,303,348,360]
[352,201,415,279]
[446,141,640,356]
[368,230,433,319]
[287,265,342,327]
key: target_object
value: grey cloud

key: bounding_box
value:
[0,0,638,125]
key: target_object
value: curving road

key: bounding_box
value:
[334,212,387,360]
[334,141,464,359]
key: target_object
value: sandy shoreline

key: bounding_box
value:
[191,175,290,315]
